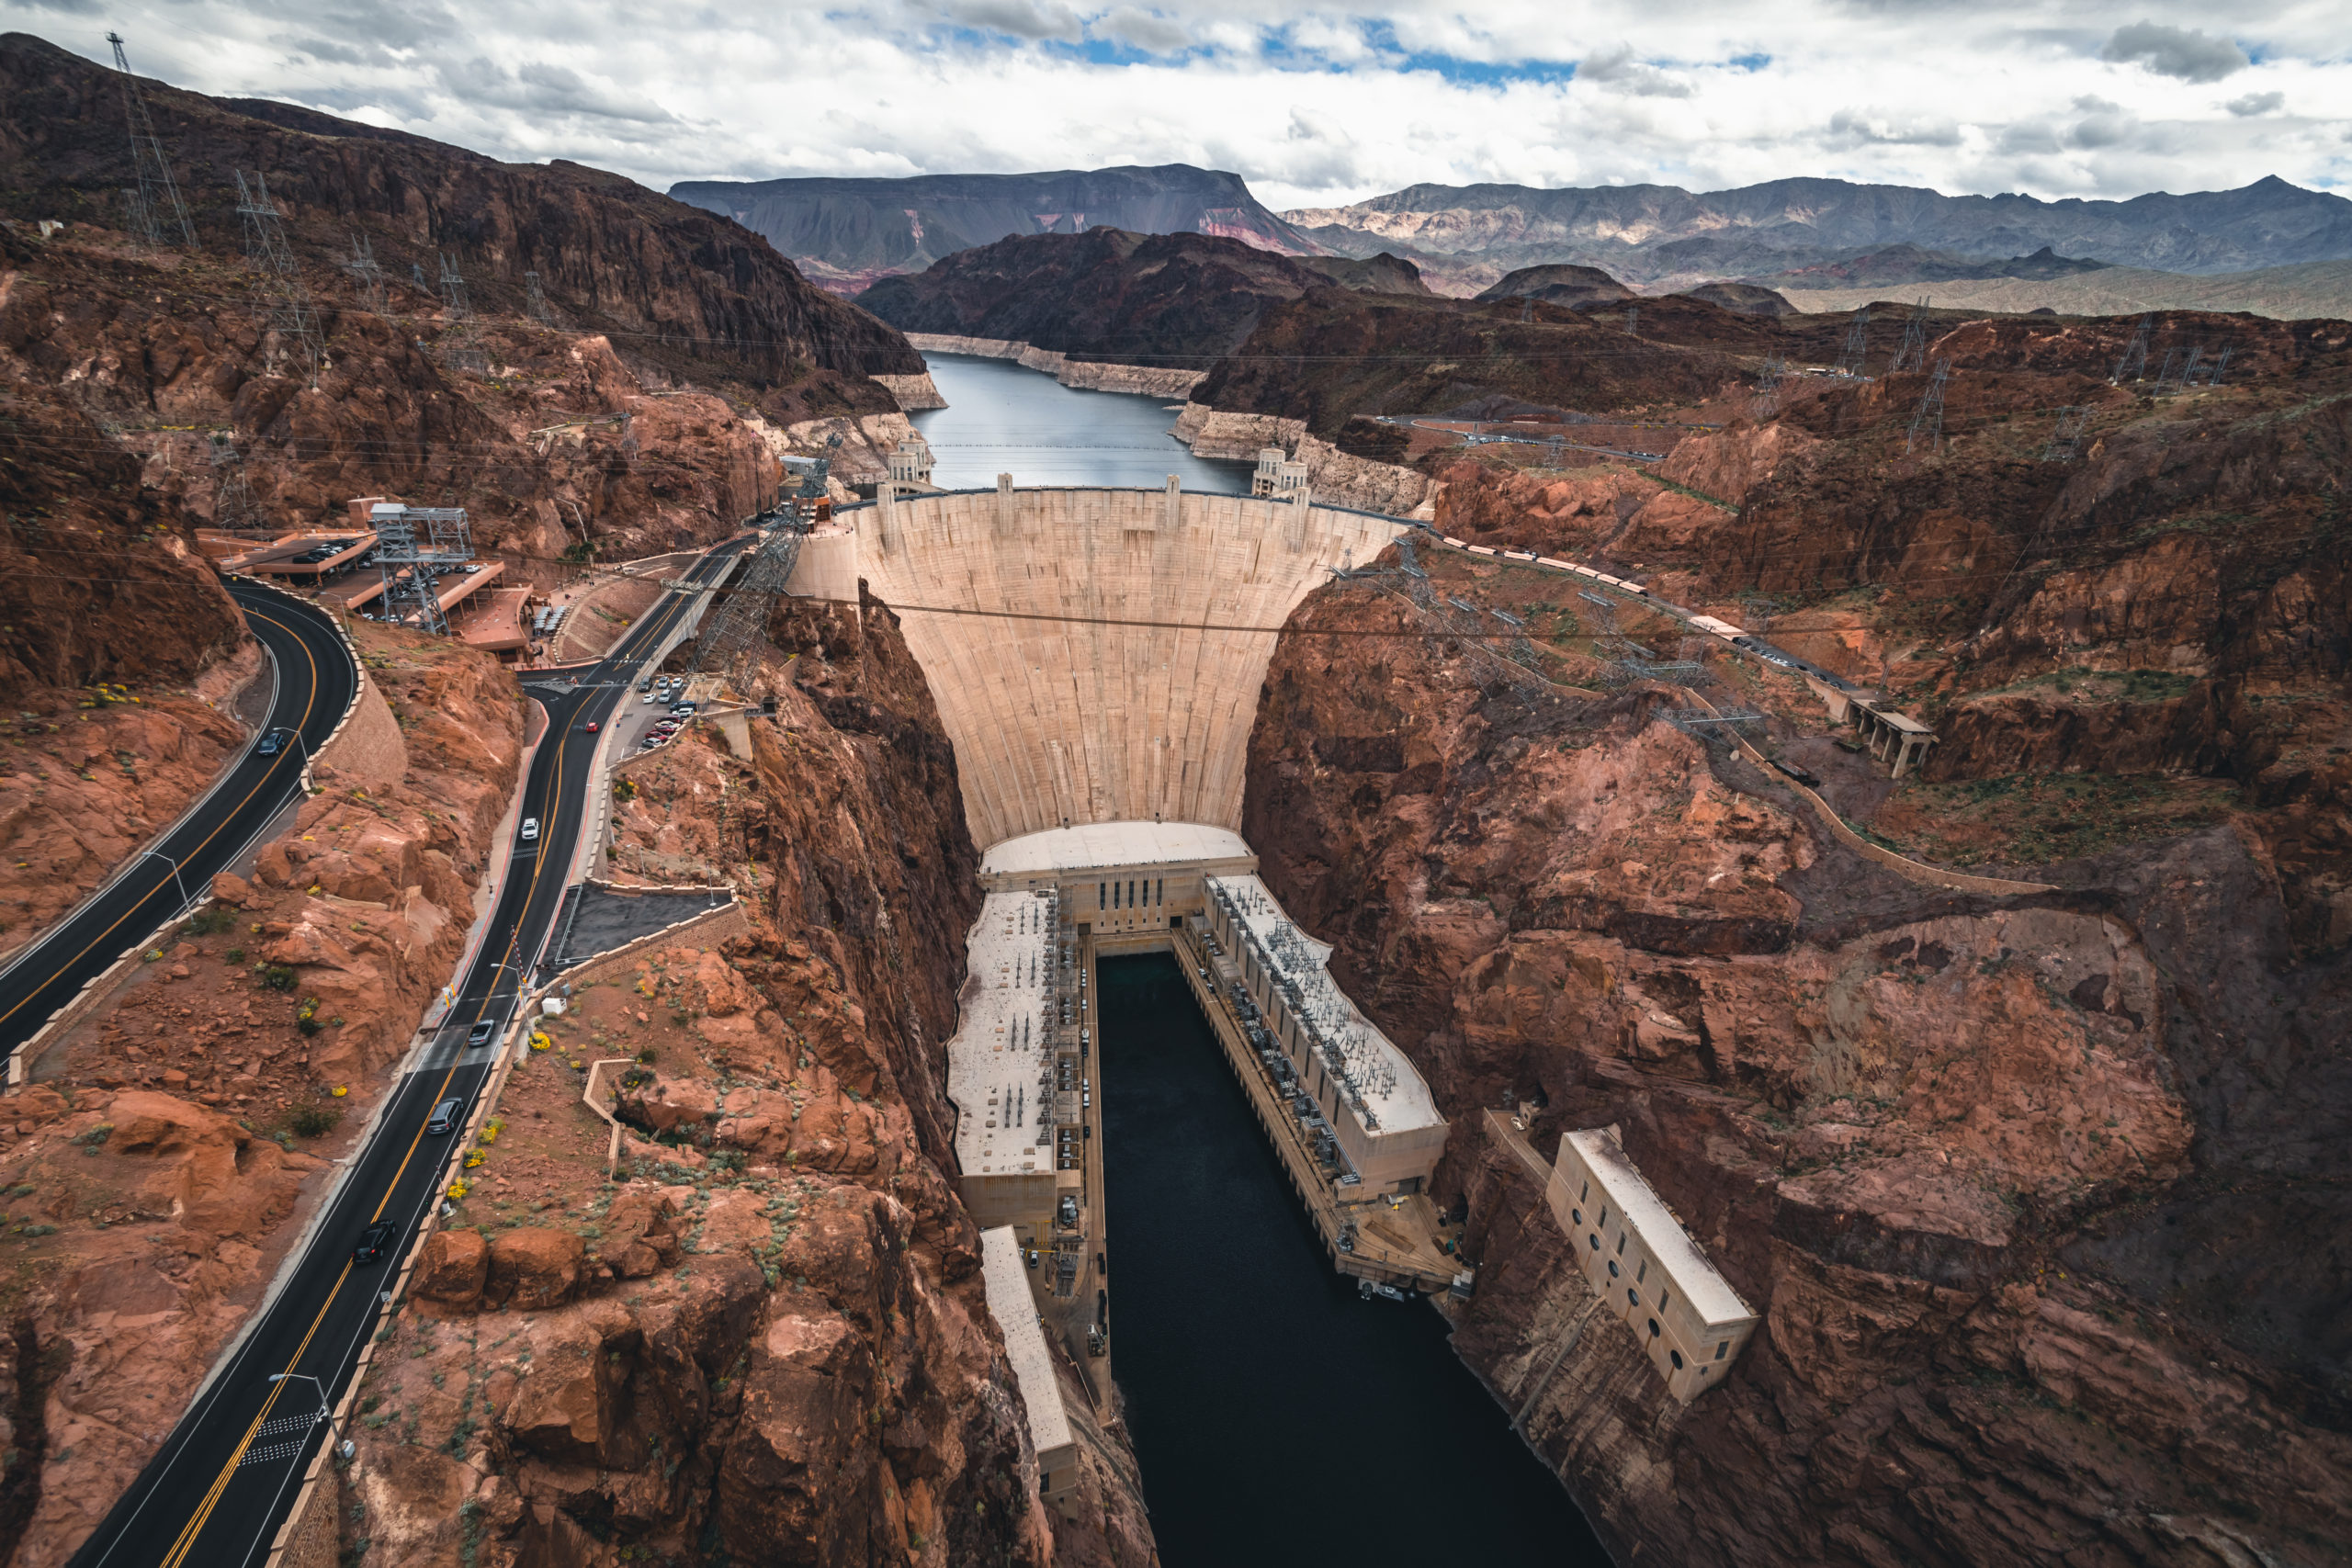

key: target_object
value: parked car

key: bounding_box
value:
[426,1097,464,1134]
[352,1220,400,1264]
[519,818,539,841]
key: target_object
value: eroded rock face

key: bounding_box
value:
[333,611,1151,1567]
[1242,574,2352,1566]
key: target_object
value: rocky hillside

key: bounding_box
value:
[855,229,1347,367]
[321,606,1157,1568]
[671,164,1322,293]
[2,30,926,563]
[1232,293,2352,1563]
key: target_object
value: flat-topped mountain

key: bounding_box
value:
[671,164,1322,292]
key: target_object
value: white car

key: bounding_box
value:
[519,818,539,841]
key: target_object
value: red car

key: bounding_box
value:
[583,720,599,732]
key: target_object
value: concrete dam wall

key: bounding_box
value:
[790,487,1404,849]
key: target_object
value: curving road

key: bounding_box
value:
[67,536,752,1568]
[0,581,359,1072]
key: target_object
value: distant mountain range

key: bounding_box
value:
[668,165,1317,292]
[1284,175,2352,294]
[676,163,2352,319]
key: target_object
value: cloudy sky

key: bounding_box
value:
[12,1,2348,209]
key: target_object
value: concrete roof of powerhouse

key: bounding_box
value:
[1215,873,1442,1134]
[980,1226,1075,1456]
[950,891,1056,1177]
[1567,1128,1755,1325]
[981,820,1255,875]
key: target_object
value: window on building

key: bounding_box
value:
[1126,880,1135,907]
[1647,1318,1660,1337]
[1659,1291,1668,1312]
[1098,883,1105,909]
[1589,1235,1600,1251]
[1607,1260,1619,1279]
[1627,1288,1638,1306]
[1579,1180,1589,1202]
[1616,1234,1626,1256]
[1156,878,1163,905]
[1713,1341,1727,1360]
[1669,1350,1684,1371]
[1570,1209,1582,1226]
[1635,1260,1646,1283]
[1597,1207,1608,1229]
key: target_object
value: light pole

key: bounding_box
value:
[265,1371,351,1460]
[140,849,189,913]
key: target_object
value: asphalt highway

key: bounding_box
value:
[67,536,751,1568]
[0,582,359,1068]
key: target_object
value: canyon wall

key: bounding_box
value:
[317,603,1155,1567]
[812,489,1401,849]
[1238,565,2352,1567]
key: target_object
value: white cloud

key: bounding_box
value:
[17,1,2350,210]
[2100,20,2249,84]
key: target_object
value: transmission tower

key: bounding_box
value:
[1905,358,1951,454]
[232,171,323,375]
[372,506,474,637]
[525,270,555,325]
[693,526,804,690]
[1834,307,1870,377]
[1751,356,1786,419]
[1889,298,1931,374]
[345,231,390,317]
[2041,406,2091,461]
[107,34,195,250]
[436,254,489,375]
[2111,315,2153,383]
[411,262,429,290]
[208,434,261,531]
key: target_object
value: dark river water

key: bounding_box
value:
[1099,954,1611,1568]
[909,353,1255,491]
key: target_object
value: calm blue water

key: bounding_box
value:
[910,353,1254,491]
[1099,954,1611,1568]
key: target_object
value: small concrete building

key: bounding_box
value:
[1250,447,1308,501]
[1853,701,1936,778]
[887,434,936,491]
[979,1226,1080,1516]
[1547,1127,1758,1402]
[1204,874,1446,1197]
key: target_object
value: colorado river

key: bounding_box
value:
[1100,954,1611,1567]
[910,353,1254,491]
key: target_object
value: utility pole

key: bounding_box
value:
[1905,358,1951,454]
[1889,298,1931,374]
[107,33,195,249]
[1834,306,1870,377]
[233,170,323,378]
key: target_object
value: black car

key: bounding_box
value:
[352,1220,400,1264]
[425,1097,464,1135]
[467,1020,496,1047]
[256,729,284,756]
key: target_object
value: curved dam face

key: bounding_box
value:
[791,486,1403,849]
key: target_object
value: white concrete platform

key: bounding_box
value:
[982,821,1254,877]
[948,891,1058,1187]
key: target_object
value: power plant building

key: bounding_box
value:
[1547,1127,1758,1402]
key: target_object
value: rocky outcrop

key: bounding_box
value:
[903,334,1208,398]
[1240,548,2352,1567]
[1170,406,1432,514]
[330,604,1154,1566]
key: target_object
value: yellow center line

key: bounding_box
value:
[157,574,704,1562]
[0,605,322,1032]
